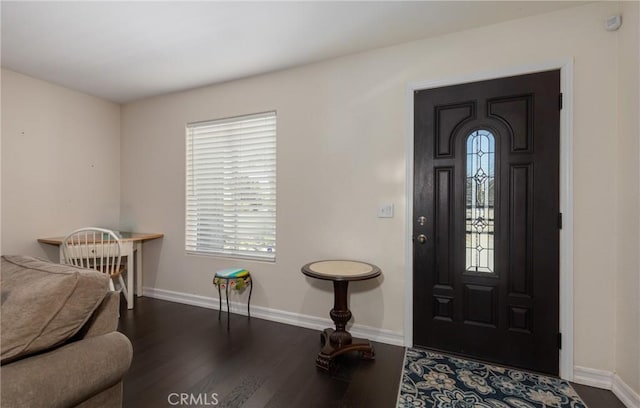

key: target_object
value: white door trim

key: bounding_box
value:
[404,59,575,380]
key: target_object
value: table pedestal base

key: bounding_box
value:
[315,328,375,371]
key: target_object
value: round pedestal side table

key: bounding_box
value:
[301,260,382,371]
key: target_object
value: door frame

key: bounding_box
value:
[404,59,574,380]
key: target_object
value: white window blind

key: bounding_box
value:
[186,111,276,261]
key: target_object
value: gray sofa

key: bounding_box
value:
[1,255,133,408]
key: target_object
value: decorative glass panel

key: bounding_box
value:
[465,130,495,273]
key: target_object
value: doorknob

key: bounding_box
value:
[416,234,427,244]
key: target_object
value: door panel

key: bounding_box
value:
[413,70,560,375]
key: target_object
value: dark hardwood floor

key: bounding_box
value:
[118,297,625,408]
[118,297,404,407]
[571,383,626,408]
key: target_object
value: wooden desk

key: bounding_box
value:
[38,232,164,310]
[301,260,381,370]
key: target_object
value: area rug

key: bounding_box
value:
[397,348,587,408]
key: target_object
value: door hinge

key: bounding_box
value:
[557,332,562,349]
[559,93,563,110]
[558,213,563,229]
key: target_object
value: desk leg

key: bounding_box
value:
[126,249,134,310]
[136,242,143,297]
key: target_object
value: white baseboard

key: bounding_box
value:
[573,366,614,389]
[612,374,640,408]
[573,366,640,408]
[142,287,404,346]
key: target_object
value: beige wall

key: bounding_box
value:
[121,2,633,375]
[616,1,640,396]
[1,69,121,259]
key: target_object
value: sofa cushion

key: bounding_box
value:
[1,255,109,364]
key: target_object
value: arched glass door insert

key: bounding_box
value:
[465,129,495,273]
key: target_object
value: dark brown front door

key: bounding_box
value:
[413,70,560,375]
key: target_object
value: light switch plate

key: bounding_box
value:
[378,203,394,218]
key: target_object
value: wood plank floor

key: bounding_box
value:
[118,297,625,408]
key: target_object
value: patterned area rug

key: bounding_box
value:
[398,348,587,408]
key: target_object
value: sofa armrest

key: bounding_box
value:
[1,332,133,408]
[75,292,121,339]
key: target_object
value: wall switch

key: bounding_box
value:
[378,203,394,218]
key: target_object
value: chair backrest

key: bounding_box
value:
[62,227,122,278]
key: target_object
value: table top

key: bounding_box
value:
[301,260,381,282]
[38,232,164,245]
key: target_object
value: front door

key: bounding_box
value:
[413,70,560,375]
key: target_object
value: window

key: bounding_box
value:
[186,111,276,261]
[465,129,495,273]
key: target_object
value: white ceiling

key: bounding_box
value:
[2,1,584,103]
